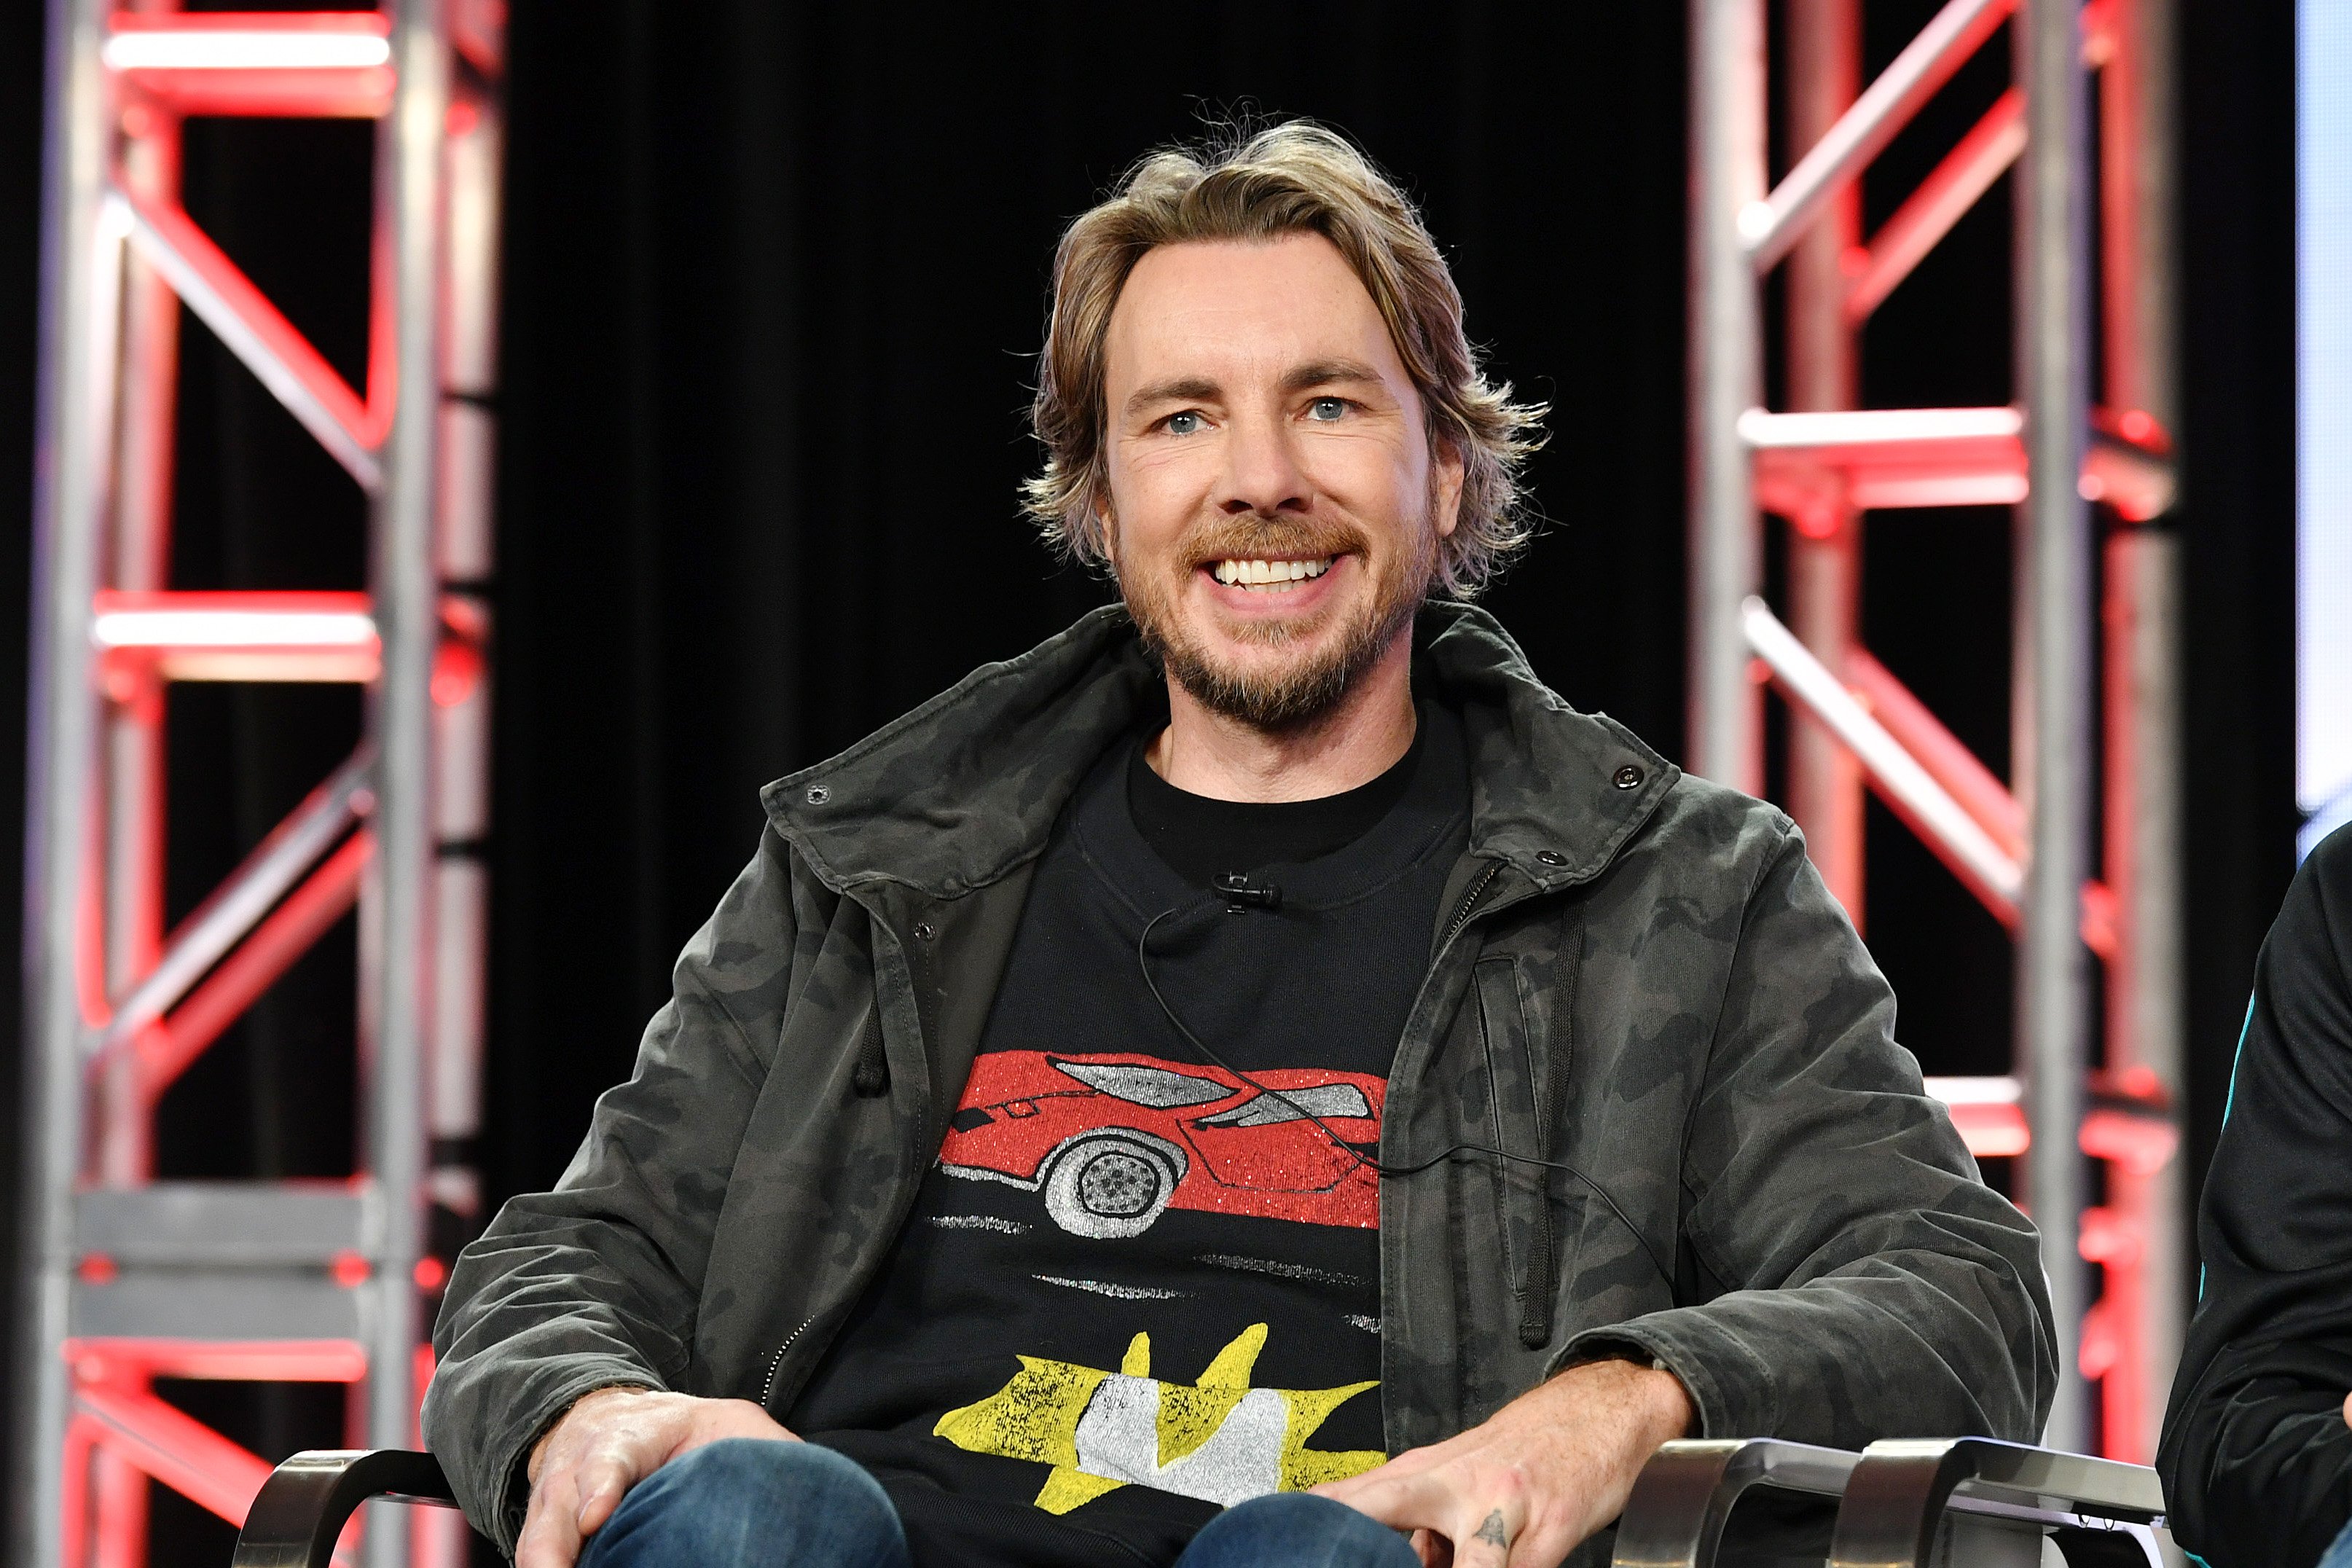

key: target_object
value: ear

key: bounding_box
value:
[1093,494,1122,575]
[1432,435,1467,541]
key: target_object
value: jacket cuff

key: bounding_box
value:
[466,1358,667,1557]
[1550,1309,1779,1439]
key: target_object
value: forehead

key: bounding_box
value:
[1103,232,1406,387]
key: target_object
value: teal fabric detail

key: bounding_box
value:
[2220,992,2258,1129]
[2197,995,2261,1304]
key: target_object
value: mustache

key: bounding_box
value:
[1177,512,1367,567]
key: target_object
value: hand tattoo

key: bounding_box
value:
[1475,1509,1509,1548]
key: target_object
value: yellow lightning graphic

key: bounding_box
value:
[933,1323,1385,1513]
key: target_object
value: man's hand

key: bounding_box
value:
[517,1387,797,1568]
[1311,1357,1693,1568]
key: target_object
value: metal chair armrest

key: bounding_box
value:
[1826,1437,2167,1568]
[230,1449,458,1568]
[1612,1438,1861,1567]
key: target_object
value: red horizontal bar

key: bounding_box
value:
[108,12,391,40]
[136,830,372,1099]
[107,14,394,117]
[1747,406,2175,528]
[2081,1105,2179,1175]
[92,590,487,697]
[74,1381,272,1527]
[121,68,393,119]
[66,1338,368,1383]
[1948,1101,2030,1159]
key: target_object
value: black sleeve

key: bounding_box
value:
[2160,823,2352,1568]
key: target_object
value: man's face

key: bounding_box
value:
[1099,232,1464,731]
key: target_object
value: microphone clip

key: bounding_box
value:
[1212,871,1282,913]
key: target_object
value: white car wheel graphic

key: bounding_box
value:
[1040,1136,1180,1239]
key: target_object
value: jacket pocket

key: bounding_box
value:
[1473,956,1561,1349]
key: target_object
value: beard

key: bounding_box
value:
[1115,503,1439,733]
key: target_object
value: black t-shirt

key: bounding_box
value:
[790,702,1468,1568]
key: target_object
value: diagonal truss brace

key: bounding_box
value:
[1741,0,2017,267]
[111,187,384,491]
[1742,598,2119,955]
[87,748,374,1057]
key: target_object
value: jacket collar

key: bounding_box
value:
[761,600,1677,901]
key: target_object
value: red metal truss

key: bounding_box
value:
[114,183,385,488]
[1692,0,2185,1461]
[19,5,503,1567]
[106,12,395,119]
[1745,406,2174,536]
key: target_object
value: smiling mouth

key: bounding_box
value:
[1206,556,1336,593]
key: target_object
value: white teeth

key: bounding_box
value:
[1210,556,1336,591]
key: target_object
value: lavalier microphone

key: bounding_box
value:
[1211,871,1283,912]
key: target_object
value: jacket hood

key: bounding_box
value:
[761,601,1679,901]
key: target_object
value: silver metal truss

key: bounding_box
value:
[13,3,502,1564]
[1687,0,2185,1459]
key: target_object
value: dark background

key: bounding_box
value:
[0,1,2299,1561]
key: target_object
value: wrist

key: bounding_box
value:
[528,1384,654,1483]
[1629,1362,1696,1444]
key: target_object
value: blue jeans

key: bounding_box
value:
[2322,1512,2352,1568]
[576,1438,1419,1568]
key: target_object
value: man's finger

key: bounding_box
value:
[515,1471,586,1568]
[1315,1464,1456,1532]
[1456,1505,1514,1568]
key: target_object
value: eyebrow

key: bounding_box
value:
[1123,359,1389,420]
[1124,375,1221,418]
[1279,358,1386,394]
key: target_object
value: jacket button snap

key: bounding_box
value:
[1612,765,1644,790]
[805,784,830,805]
[914,921,936,941]
[1537,850,1568,867]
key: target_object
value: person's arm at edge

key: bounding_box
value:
[421,826,804,1556]
[2159,825,2352,1567]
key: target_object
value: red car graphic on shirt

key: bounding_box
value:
[937,1051,1385,1237]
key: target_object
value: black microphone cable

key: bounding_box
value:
[1137,903,1677,1290]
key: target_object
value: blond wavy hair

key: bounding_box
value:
[1023,122,1545,600]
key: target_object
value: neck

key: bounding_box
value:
[1146,635,1418,802]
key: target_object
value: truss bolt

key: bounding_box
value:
[1613,766,1645,790]
[806,784,830,805]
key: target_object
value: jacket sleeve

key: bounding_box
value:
[1558,819,2057,1449]
[421,827,804,1555]
[2158,824,2352,1568]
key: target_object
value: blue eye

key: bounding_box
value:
[1165,411,1204,436]
[1307,397,1347,421]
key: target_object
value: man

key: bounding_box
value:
[2160,821,2352,1567]
[426,123,2053,1568]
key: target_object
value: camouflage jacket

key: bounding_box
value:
[425,602,2055,1559]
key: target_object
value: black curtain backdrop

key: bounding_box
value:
[0,1,2299,1555]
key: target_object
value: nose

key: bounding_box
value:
[1216,403,1313,517]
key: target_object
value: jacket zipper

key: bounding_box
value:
[1441,861,1506,949]
[760,1312,822,1409]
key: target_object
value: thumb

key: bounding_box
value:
[573,1452,638,1537]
